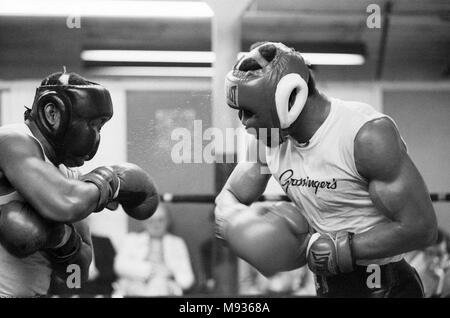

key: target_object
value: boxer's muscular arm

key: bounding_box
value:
[215,135,271,239]
[352,117,438,260]
[215,162,308,276]
[214,161,271,243]
[0,133,100,223]
[215,136,271,210]
[214,140,308,276]
[216,161,271,207]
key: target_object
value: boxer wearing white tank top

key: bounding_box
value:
[216,42,437,297]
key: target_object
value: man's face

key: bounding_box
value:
[62,114,111,167]
[60,87,113,167]
[236,105,280,147]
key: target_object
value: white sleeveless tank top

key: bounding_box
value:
[265,98,404,266]
[0,123,79,297]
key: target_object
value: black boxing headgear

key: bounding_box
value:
[225,42,310,129]
[27,70,113,165]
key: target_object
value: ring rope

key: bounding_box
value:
[160,193,450,203]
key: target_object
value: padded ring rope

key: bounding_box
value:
[160,193,450,203]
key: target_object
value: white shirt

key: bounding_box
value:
[265,98,404,266]
[114,232,195,296]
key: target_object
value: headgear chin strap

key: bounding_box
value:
[225,42,310,130]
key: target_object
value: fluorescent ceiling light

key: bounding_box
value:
[301,53,364,66]
[0,0,214,18]
[82,50,365,66]
[82,50,215,64]
[88,66,213,77]
[237,52,365,66]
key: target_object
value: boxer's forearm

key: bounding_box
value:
[220,162,271,205]
[351,220,436,261]
[0,138,100,223]
[14,178,100,223]
[215,188,249,213]
[214,188,249,239]
[214,162,270,214]
[355,168,438,260]
[37,180,100,223]
[214,161,270,242]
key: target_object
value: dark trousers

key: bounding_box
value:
[315,259,424,298]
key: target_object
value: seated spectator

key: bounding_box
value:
[114,204,195,296]
[199,209,228,294]
[407,228,450,297]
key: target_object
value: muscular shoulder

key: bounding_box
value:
[354,117,406,181]
[0,128,44,164]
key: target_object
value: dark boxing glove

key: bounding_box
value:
[45,223,82,264]
[80,166,120,212]
[306,231,355,276]
[82,163,159,219]
[111,163,159,220]
[0,201,81,259]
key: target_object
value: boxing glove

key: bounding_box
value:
[0,200,81,259]
[111,163,159,220]
[80,166,120,212]
[219,202,311,276]
[306,231,355,276]
[81,163,159,220]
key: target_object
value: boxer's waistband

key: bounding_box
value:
[316,258,416,296]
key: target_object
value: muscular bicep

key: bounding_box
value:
[0,133,98,222]
[355,118,436,228]
[368,155,434,229]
